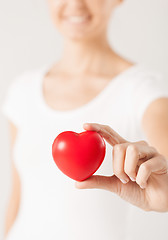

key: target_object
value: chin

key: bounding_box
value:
[62,30,93,41]
[68,34,91,41]
[59,18,96,41]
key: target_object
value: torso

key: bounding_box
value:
[6,57,152,240]
[42,57,134,111]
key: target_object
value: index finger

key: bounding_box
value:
[83,123,127,146]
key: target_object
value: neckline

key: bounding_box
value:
[38,62,140,117]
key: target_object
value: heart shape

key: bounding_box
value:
[52,130,106,181]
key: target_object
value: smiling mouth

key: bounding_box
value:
[63,15,92,25]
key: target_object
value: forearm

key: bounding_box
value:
[4,166,21,238]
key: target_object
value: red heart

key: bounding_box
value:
[52,130,106,181]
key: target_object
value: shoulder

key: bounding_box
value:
[141,97,168,153]
[142,97,168,130]
[130,64,165,84]
[131,64,168,97]
[129,64,168,126]
[1,65,48,128]
[6,65,48,101]
[10,65,46,89]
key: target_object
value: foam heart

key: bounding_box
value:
[52,130,106,181]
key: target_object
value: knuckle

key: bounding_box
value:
[140,163,149,173]
[104,125,111,131]
[114,144,123,153]
[104,125,115,137]
[127,144,138,154]
[139,140,148,146]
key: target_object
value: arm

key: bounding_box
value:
[142,97,168,159]
[4,121,21,238]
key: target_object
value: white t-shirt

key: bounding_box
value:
[1,63,168,240]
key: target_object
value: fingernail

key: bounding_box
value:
[130,177,136,182]
[140,184,146,189]
[120,178,129,184]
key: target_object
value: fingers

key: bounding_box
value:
[75,175,119,193]
[83,123,127,145]
[124,144,139,181]
[124,142,157,181]
[112,141,158,188]
[82,123,164,190]
[112,143,130,183]
[136,155,168,189]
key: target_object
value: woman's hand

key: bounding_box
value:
[75,123,168,212]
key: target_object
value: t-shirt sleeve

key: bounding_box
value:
[132,71,168,129]
[1,73,28,128]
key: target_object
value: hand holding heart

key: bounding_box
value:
[75,123,168,212]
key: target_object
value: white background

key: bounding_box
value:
[0,0,168,239]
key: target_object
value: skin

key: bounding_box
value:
[43,0,134,112]
[4,122,21,238]
[4,0,168,237]
[75,122,168,212]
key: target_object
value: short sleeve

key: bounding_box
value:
[132,71,168,128]
[1,73,28,128]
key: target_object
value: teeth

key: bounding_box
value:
[67,16,89,23]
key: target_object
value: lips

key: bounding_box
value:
[63,15,91,24]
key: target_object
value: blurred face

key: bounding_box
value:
[47,0,122,41]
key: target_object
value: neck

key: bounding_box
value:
[58,35,118,77]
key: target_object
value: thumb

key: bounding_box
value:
[75,175,119,193]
